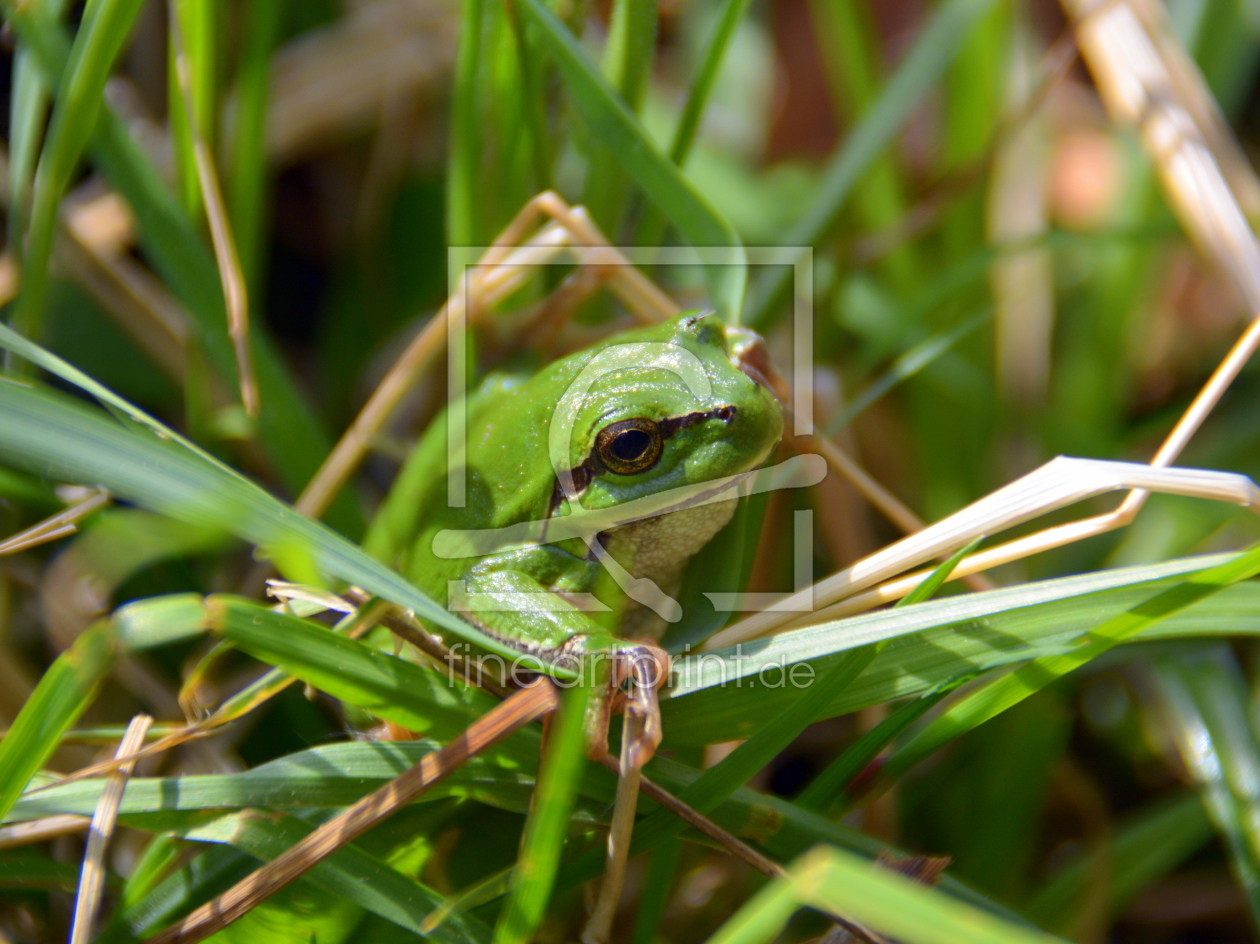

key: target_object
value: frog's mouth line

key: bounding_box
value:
[547,404,738,516]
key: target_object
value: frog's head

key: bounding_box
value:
[547,310,784,516]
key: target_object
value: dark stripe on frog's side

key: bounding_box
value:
[547,405,738,516]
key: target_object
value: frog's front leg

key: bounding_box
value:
[449,547,670,764]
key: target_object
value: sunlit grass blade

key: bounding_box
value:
[12,0,146,341]
[709,845,1068,944]
[0,624,117,822]
[9,736,1019,925]
[663,553,1260,746]
[495,682,589,944]
[876,543,1260,788]
[1150,644,1260,929]
[143,683,557,944]
[1027,791,1212,937]
[748,0,999,327]
[515,0,746,319]
[632,0,753,247]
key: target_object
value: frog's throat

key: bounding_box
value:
[549,404,738,514]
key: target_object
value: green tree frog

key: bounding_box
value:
[365,310,783,764]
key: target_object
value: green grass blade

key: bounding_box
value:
[1151,644,1260,929]
[227,0,283,293]
[0,623,117,821]
[448,0,486,248]
[703,874,798,944]
[880,543,1260,784]
[582,0,658,229]
[12,0,146,340]
[177,810,493,944]
[167,0,216,220]
[98,845,259,943]
[631,0,753,246]
[827,307,992,434]
[747,0,999,327]
[112,593,210,651]
[495,682,589,943]
[785,845,1068,944]
[793,678,969,814]
[8,20,60,257]
[668,0,752,167]
[516,0,746,319]
[790,538,984,811]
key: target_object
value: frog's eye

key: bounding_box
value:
[595,418,663,475]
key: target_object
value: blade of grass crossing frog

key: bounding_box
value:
[1027,791,1212,936]
[879,542,1260,787]
[0,374,537,665]
[0,623,117,822]
[12,0,147,342]
[1149,644,1260,928]
[747,0,999,328]
[515,0,746,319]
[495,681,592,944]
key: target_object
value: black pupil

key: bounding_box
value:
[611,429,651,461]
